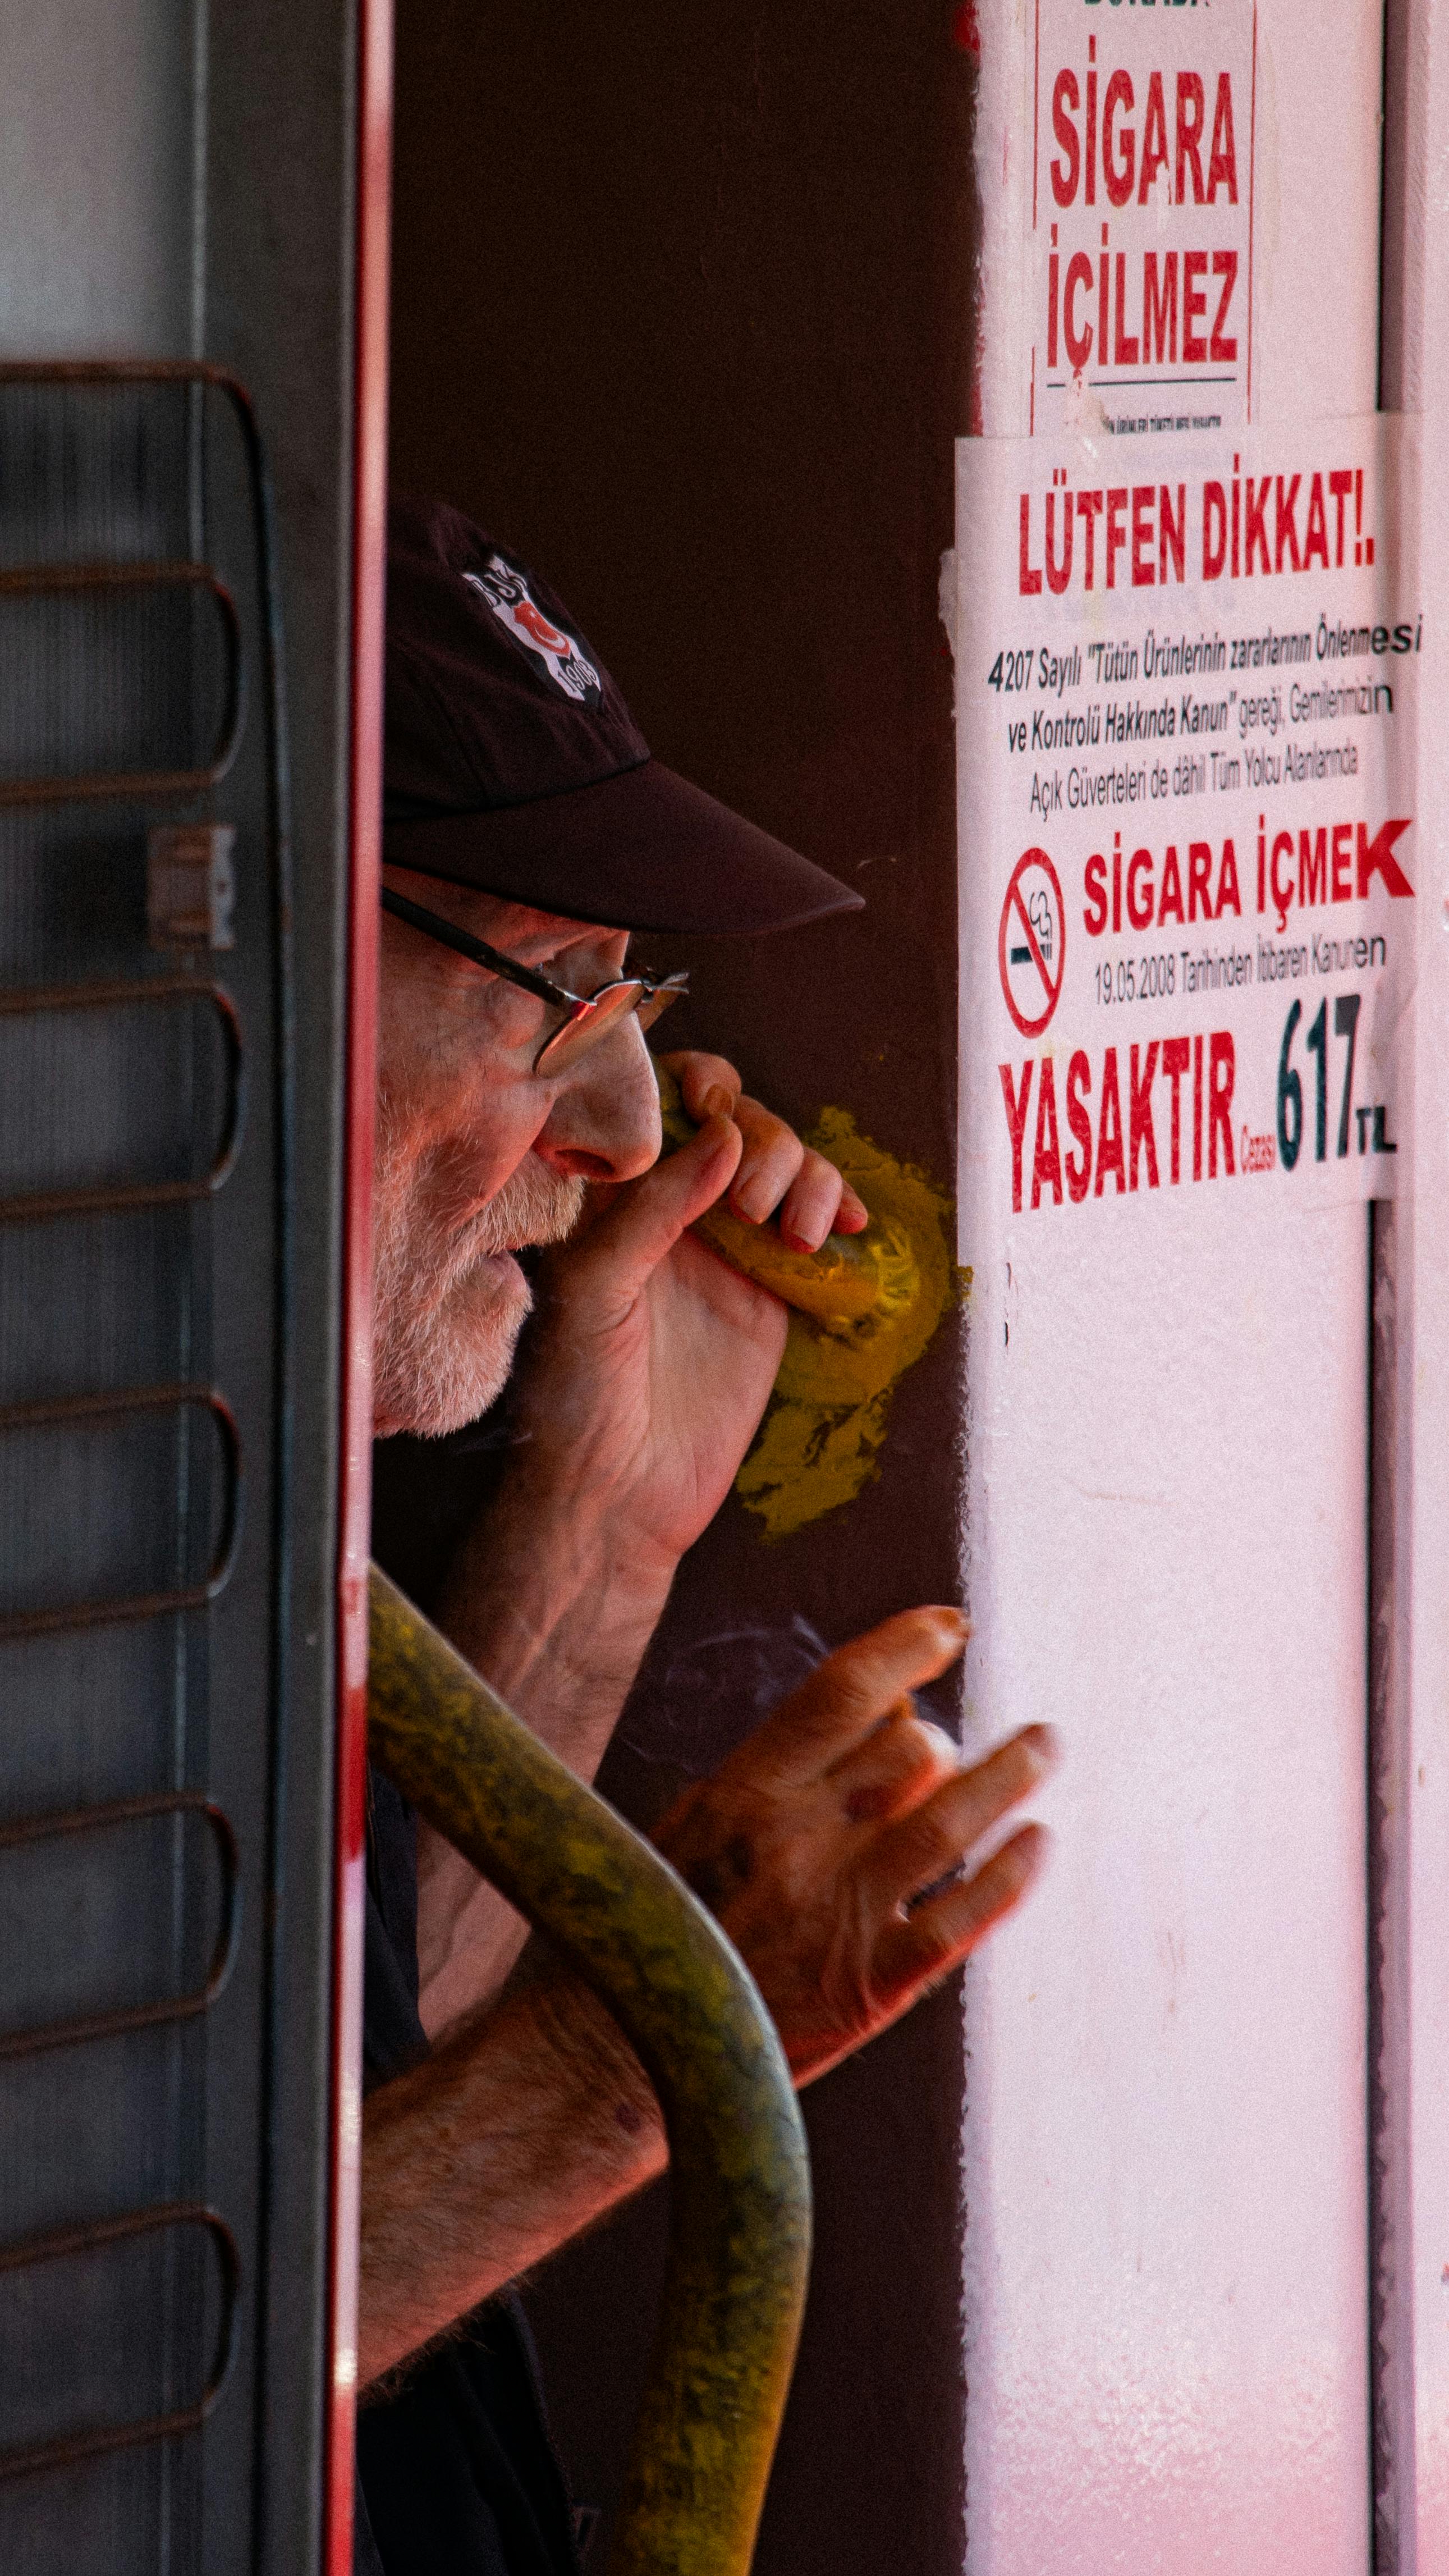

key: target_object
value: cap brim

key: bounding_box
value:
[380,758,863,936]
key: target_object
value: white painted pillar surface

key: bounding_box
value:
[957,7,1395,2569]
[1375,14,1449,2570]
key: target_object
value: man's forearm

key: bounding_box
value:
[359,1970,665,2390]
[437,1477,675,1770]
[414,1483,679,2034]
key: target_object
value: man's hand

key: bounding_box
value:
[361,1603,1053,2386]
[497,1047,867,1576]
[421,1050,870,2031]
[654,1607,1054,2082]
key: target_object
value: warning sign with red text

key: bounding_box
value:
[1024,0,1257,438]
[954,416,1421,1223]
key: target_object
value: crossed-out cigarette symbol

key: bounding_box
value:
[998,848,1066,1039]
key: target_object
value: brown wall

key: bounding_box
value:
[386,7,979,2569]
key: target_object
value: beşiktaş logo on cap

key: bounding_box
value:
[463,555,602,706]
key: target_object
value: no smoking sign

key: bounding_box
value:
[998,848,1065,1038]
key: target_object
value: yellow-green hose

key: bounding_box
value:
[367,1567,812,2576]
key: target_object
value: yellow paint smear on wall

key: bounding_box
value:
[736,1108,962,1540]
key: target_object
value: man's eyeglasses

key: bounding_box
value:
[382,887,690,1074]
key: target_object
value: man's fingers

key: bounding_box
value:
[776,1150,847,1255]
[777,1159,870,1251]
[565,1114,744,1303]
[858,1726,1057,1910]
[742,1608,971,1786]
[728,1104,808,1227]
[662,1051,743,1123]
[738,1132,863,1256]
[659,1057,870,1250]
[872,1824,1050,2004]
[826,1711,961,1824]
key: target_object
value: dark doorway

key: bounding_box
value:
[386,10,978,2570]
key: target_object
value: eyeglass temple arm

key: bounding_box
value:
[380,886,572,1008]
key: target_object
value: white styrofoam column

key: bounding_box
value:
[959,6,1387,2568]
[1374,11,1449,2570]
[959,1202,1373,2570]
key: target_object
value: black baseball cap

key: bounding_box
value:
[382,496,863,937]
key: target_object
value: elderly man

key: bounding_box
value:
[354,501,1054,2576]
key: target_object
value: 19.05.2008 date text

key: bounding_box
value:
[1095,953,1177,1005]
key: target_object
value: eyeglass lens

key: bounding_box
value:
[534,974,686,1072]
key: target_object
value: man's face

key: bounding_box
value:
[373,867,663,1438]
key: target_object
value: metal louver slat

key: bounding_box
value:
[0,363,292,2576]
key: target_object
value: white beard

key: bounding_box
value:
[372,1110,585,1439]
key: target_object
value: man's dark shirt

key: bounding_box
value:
[354,1764,583,2576]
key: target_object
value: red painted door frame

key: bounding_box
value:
[325,0,392,2561]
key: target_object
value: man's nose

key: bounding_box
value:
[532,1023,663,1183]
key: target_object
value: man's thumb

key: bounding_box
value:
[567,1113,744,1299]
